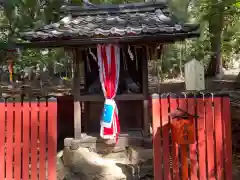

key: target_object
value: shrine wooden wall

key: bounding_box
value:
[57,96,143,135]
[85,101,143,133]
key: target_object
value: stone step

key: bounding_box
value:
[127,146,152,164]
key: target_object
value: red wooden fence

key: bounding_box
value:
[0,97,57,180]
[152,93,232,180]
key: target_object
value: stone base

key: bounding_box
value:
[127,146,153,164]
[64,132,146,151]
[57,150,72,180]
[61,137,153,180]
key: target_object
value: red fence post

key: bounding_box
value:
[161,94,171,180]
[197,95,207,179]
[205,97,216,180]
[39,98,47,180]
[214,97,224,179]
[169,95,180,180]
[187,97,198,180]
[152,94,162,180]
[23,101,30,180]
[14,102,22,180]
[47,98,57,180]
[31,100,38,180]
[6,102,13,180]
[222,97,232,180]
[178,96,188,180]
[0,100,5,180]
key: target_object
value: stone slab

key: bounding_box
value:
[127,146,152,164]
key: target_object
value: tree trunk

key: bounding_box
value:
[47,62,54,77]
[206,2,224,77]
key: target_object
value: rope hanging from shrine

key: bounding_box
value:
[97,44,121,141]
[86,45,138,73]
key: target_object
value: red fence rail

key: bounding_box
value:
[0,97,57,180]
[152,93,232,180]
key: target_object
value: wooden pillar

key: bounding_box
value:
[73,48,82,139]
[142,46,149,136]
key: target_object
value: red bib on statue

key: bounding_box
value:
[171,118,195,145]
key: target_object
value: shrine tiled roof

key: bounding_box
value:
[20,2,199,42]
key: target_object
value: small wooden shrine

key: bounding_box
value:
[18,1,199,145]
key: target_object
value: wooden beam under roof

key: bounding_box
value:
[16,32,200,49]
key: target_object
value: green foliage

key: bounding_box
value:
[0,0,239,79]
[156,0,240,79]
[0,0,65,70]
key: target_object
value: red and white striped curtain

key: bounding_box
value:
[97,44,121,141]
